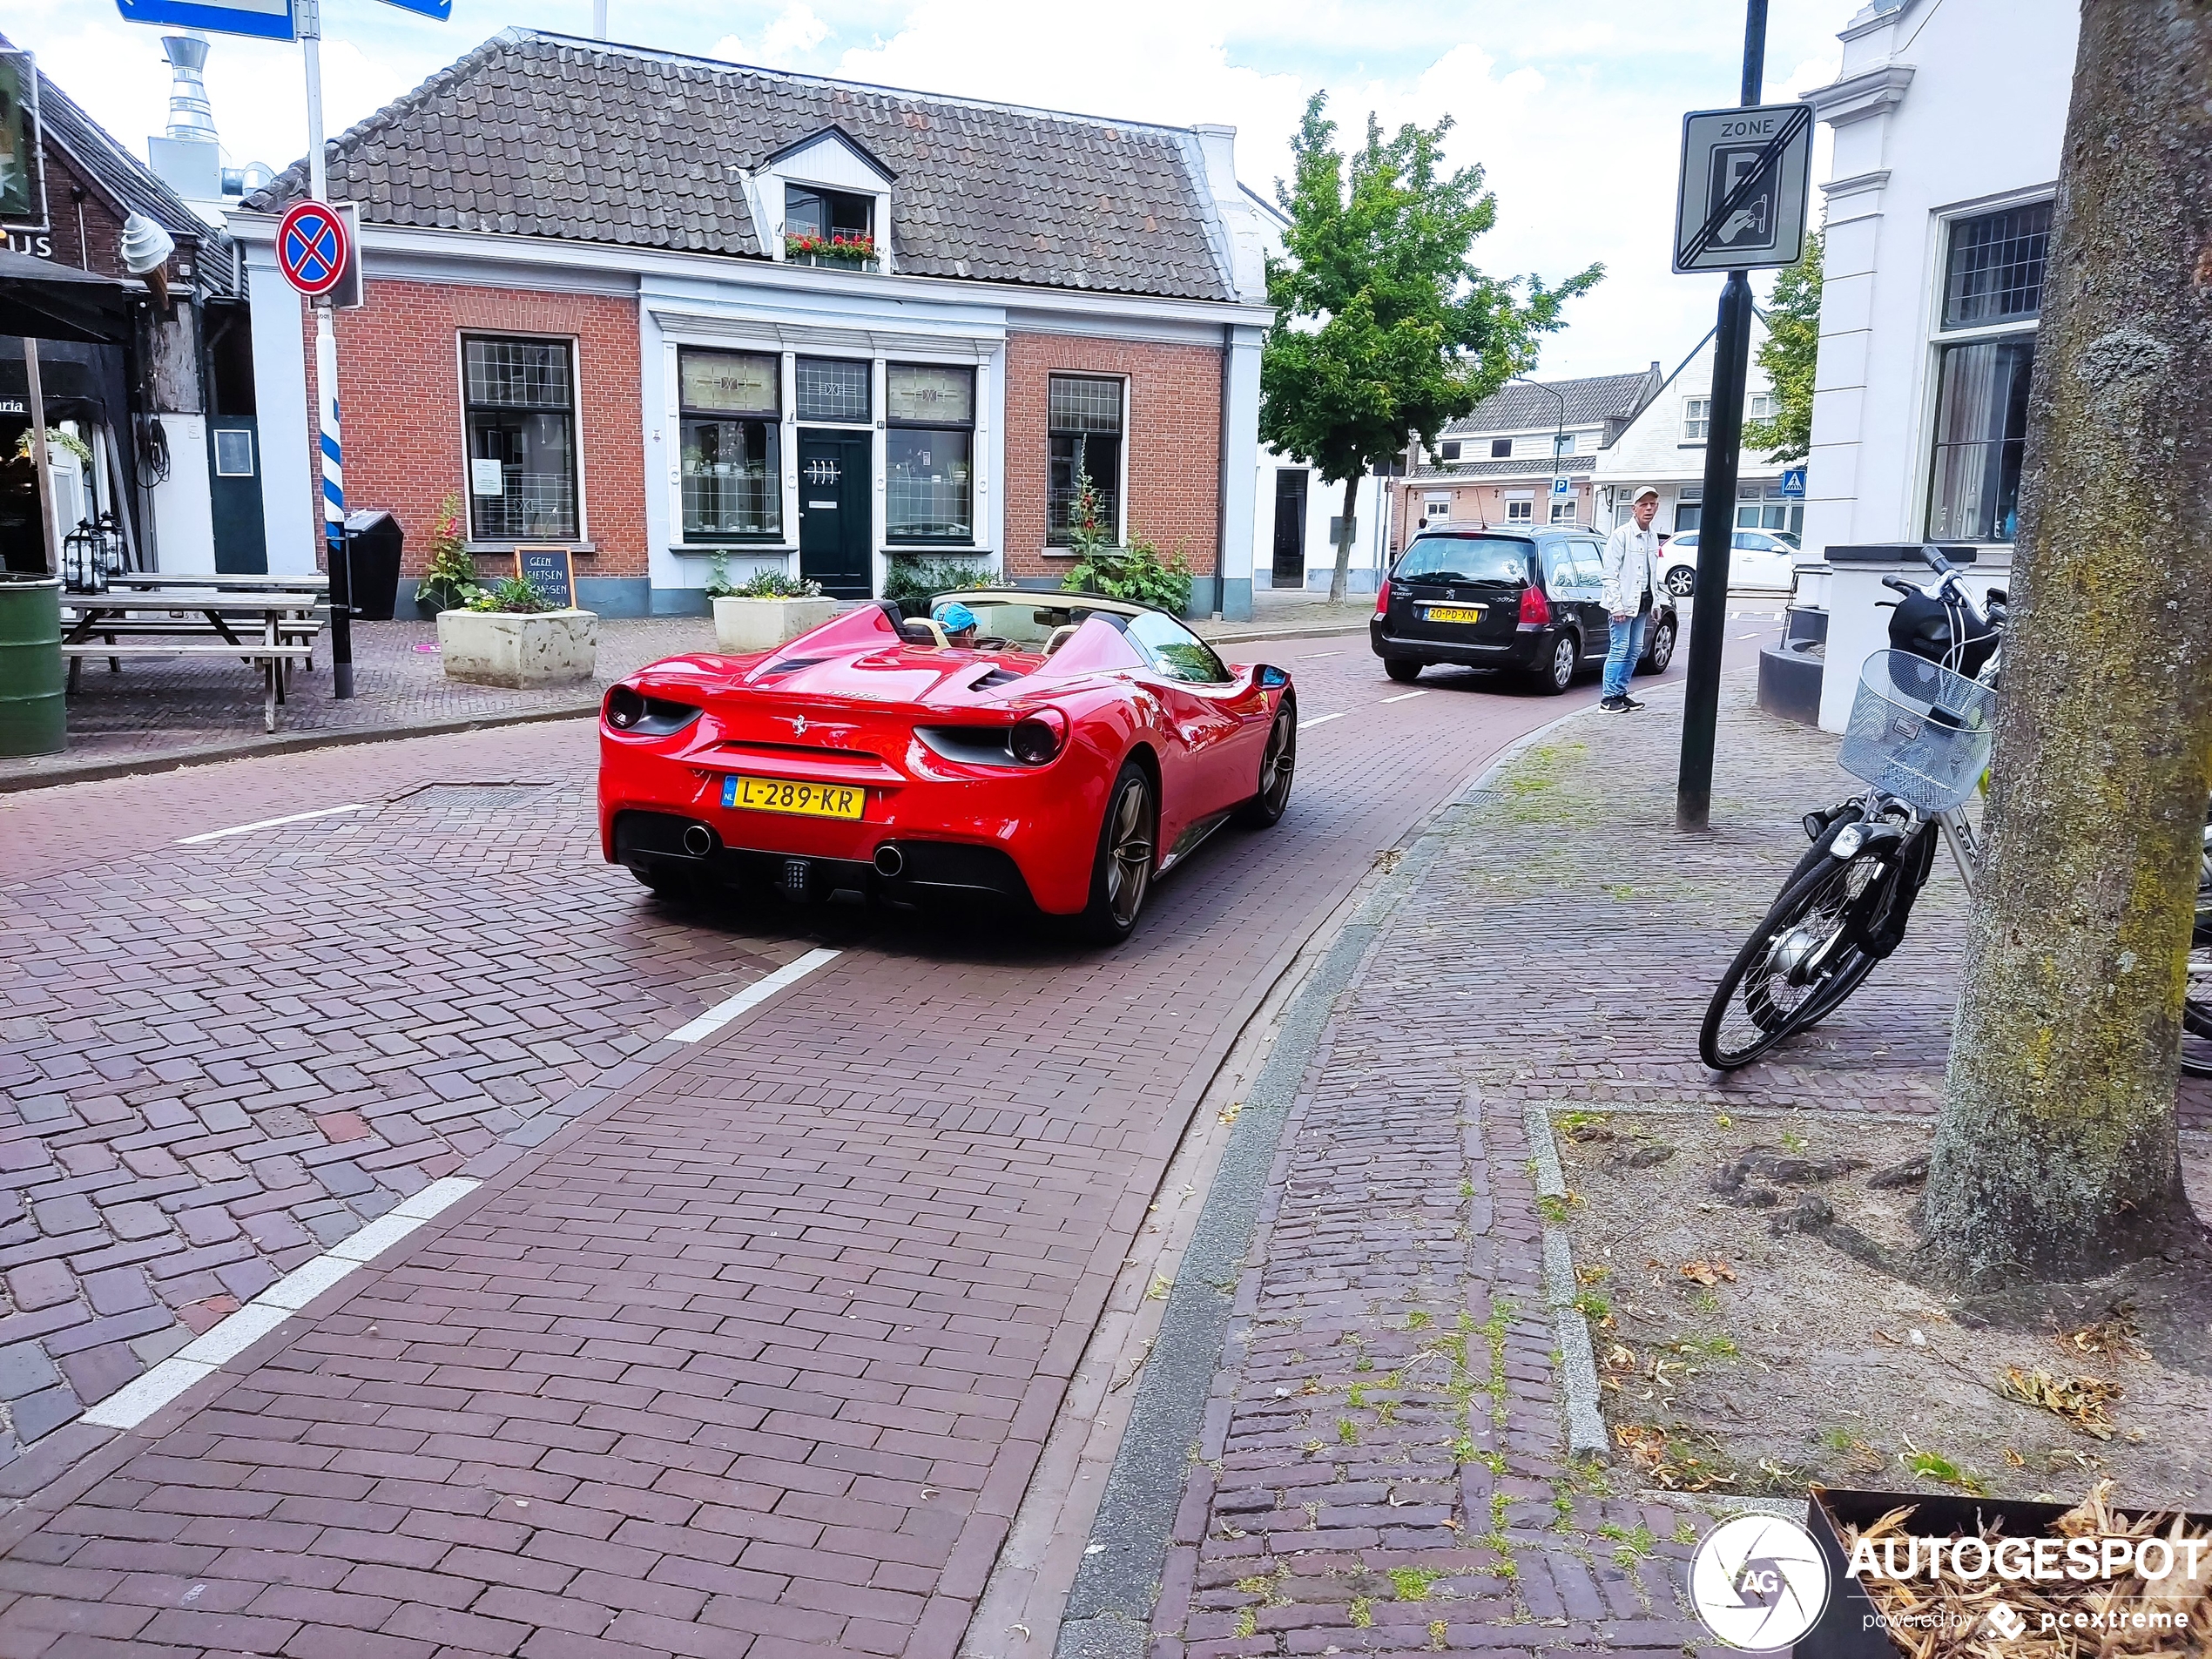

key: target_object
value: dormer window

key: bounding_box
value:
[785,185,875,264]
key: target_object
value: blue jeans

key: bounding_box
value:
[1602,610,1646,699]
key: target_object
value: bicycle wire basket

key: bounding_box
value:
[1836,648,1997,814]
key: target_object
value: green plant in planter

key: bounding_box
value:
[1057,469,1195,612]
[11,427,95,468]
[465,574,556,614]
[415,492,482,613]
[733,570,824,599]
[883,556,993,609]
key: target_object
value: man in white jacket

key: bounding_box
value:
[1598,486,1662,711]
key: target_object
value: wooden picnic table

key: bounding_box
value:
[60,588,329,733]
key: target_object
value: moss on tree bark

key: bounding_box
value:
[1922,0,2212,1285]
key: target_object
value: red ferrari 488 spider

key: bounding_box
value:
[597,593,1297,942]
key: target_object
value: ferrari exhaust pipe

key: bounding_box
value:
[873,843,905,878]
[680,823,715,859]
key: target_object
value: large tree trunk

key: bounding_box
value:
[1328,473,1360,604]
[1922,0,2212,1286]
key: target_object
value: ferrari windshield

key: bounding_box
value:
[947,599,1134,647]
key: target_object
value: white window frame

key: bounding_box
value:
[1549,496,1576,523]
[1915,186,2055,546]
[1505,498,1534,523]
[1683,396,1710,443]
[1421,492,1453,523]
[1044,371,1131,553]
[1489,436,1513,458]
[1746,392,1774,422]
[1553,431,1575,456]
[456,330,588,549]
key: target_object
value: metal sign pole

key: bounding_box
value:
[1676,0,1768,833]
[298,0,353,697]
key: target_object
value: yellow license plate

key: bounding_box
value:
[1422,604,1485,624]
[721,774,867,819]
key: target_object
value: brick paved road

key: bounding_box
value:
[1118,672,2210,1659]
[0,622,1712,1657]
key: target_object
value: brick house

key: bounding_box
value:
[234,31,1273,617]
[1390,368,1661,555]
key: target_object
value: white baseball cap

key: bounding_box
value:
[1633,485,1660,503]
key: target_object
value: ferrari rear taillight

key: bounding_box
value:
[1518,585,1551,627]
[1373,579,1391,617]
[604,685,703,735]
[1010,709,1069,765]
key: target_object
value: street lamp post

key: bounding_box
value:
[1510,376,1568,523]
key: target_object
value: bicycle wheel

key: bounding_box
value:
[2184,816,2210,1079]
[1700,848,1899,1071]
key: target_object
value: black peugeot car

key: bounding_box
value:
[1368,526,1678,693]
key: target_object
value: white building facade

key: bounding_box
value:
[1588,329,1792,540]
[1798,0,2075,729]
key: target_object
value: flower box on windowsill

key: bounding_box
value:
[787,251,881,273]
[712,595,841,653]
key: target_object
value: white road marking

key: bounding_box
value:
[79,1177,481,1432]
[1298,650,1347,658]
[667,948,841,1042]
[176,804,367,845]
[1380,690,1429,704]
[1297,712,1346,731]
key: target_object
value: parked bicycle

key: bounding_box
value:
[1699,544,2212,1078]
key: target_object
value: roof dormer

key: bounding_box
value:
[752,125,898,273]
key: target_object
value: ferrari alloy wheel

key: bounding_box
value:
[1078,763,1157,944]
[1234,699,1298,829]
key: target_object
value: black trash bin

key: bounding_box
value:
[341,510,405,622]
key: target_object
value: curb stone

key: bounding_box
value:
[1052,701,1603,1659]
[1526,1099,1613,1463]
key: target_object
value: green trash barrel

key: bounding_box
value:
[0,575,65,758]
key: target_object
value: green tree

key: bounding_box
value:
[1920,0,2210,1285]
[1743,233,1821,464]
[1261,95,1600,602]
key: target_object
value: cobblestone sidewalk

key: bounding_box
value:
[1089,671,2209,1659]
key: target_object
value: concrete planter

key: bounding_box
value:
[436,607,599,689]
[712,596,840,653]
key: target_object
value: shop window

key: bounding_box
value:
[1048,374,1123,543]
[463,336,578,541]
[795,357,871,423]
[887,363,974,543]
[679,347,780,539]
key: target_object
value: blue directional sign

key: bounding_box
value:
[378,0,454,15]
[1779,467,1806,499]
[115,0,295,41]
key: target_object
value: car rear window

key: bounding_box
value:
[1394,536,1533,584]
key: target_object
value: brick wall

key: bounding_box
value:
[1393,479,1595,549]
[1002,333,1221,580]
[308,280,646,577]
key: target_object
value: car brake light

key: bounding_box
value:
[1373,579,1391,617]
[1009,708,1069,765]
[1519,585,1551,627]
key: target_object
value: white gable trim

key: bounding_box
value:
[753,127,897,274]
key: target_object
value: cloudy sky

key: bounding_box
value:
[10,0,1848,378]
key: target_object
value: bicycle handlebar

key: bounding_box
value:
[1881,575,1919,597]
[1919,543,1958,577]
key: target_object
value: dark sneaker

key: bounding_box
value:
[1599,695,1629,712]
[1621,695,1647,711]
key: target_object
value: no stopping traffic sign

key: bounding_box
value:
[277,199,350,297]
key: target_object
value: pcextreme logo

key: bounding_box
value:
[1689,1514,1832,1650]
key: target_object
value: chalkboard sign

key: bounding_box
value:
[515,546,575,609]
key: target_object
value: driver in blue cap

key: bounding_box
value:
[933,600,980,648]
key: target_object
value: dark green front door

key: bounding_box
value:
[798,430,872,597]
[207,418,268,575]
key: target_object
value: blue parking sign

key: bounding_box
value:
[1551,475,1571,496]
[1779,467,1806,499]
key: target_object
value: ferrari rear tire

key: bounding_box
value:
[1233,698,1297,829]
[1384,658,1424,685]
[1076,762,1157,945]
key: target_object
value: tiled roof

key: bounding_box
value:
[1441,370,1658,436]
[27,64,238,297]
[247,30,1235,301]
[1407,455,1596,483]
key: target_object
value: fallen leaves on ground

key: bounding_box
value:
[2055,1308,2150,1365]
[2000,1366,2122,1439]
[1678,1258,1737,1286]
[1612,1422,1737,1491]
